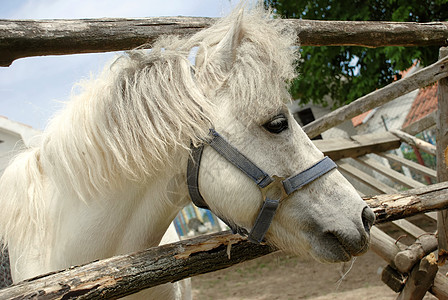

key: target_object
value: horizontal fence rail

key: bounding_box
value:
[1,18,448,66]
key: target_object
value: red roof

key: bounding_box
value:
[351,110,372,127]
[402,83,438,128]
[352,62,419,128]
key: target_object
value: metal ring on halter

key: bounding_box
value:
[260,175,288,204]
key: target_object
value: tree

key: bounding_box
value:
[265,0,448,107]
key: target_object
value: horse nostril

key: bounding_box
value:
[361,206,375,234]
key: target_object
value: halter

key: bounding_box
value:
[187,128,337,244]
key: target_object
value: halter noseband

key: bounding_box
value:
[187,129,337,244]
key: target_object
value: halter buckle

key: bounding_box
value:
[260,175,288,203]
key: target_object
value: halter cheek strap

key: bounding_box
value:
[187,129,337,244]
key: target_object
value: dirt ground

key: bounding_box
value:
[191,249,438,300]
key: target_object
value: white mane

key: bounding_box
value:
[0,7,298,254]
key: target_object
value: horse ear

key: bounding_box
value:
[196,9,244,72]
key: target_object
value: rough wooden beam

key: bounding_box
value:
[402,111,437,136]
[426,211,438,221]
[396,253,438,300]
[303,55,448,139]
[338,161,398,194]
[313,132,401,161]
[391,130,437,156]
[394,234,438,274]
[355,156,426,189]
[1,18,448,66]
[382,251,446,299]
[365,182,448,224]
[287,20,448,48]
[370,226,405,267]
[432,272,448,298]
[0,17,215,67]
[382,265,406,293]
[377,152,437,180]
[391,219,426,239]
[375,230,446,299]
[437,47,448,264]
[0,231,273,299]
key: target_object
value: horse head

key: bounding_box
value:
[186,8,374,263]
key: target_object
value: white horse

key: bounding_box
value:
[0,7,374,299]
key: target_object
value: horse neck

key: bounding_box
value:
[51,162,190,268]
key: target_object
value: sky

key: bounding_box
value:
[0,0,242,130]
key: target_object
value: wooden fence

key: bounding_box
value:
[0,17,448,299]
[1,18,447,66]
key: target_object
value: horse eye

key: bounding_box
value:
[263,114,289,134]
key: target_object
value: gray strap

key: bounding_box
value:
[248,198,279,243]
[187,144,208,209]
[186,141,251,236]
[208,129,273,188]
[248,157,336,243]
[283,156,337,195]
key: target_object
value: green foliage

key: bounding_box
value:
[265,0,448,107]
[402,144,437,170]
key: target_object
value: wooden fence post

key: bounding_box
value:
[437,47,448,262]
[396,254,439,300]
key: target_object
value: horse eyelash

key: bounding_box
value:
[262,114,289,134]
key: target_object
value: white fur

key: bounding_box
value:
[0,5,372,299]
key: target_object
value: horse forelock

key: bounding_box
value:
[193,7,299,122]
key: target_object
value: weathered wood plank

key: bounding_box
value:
[391,219,426,238]
[286,20,448,48]
[303,55,448,139]
[1,183,448,299]
[0,17,215,67]
[426,211,438,221]
[365,182,448,224]
[437,47,448,262]
[0,232,273,299]
[391,130,437,156]
[401,111,437,136]
[313,132,400,160]
[396,253,438,300]
[370,226,405,267]
[377,152,437,180]
[355,156,426,189]
[1,18,448,66]
[432,272,448,299]
[394,235,438,274]
[339,156,429,243]
[381,265,406,293]
[338,161,398,194]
